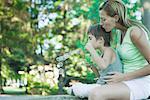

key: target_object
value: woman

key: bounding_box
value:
[88,0,150,100]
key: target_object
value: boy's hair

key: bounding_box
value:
[87,24,111,46]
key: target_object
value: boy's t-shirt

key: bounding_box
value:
[96,49,123,85]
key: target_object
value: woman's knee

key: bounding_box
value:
[89,88,108,100]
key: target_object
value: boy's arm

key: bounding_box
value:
[91,66,100,78]
[86,63,100,78]
[85,42,113,70]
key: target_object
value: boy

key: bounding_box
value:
[67,24,123,98]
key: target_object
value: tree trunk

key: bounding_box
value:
[0,48,4,94]
[0,17,4,94]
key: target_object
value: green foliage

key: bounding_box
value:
[87,0,100,23]
[14,0,26,10]
[49,85,59,95]
[86,70,96,83]
[28,81,51,95]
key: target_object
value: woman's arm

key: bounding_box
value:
[103,27,150,83]
[123,27,150,81]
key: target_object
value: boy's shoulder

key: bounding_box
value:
[104,47,117,60]
[104,47,115,54]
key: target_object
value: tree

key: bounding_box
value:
[0,0,35,92]
[141,0,150,31]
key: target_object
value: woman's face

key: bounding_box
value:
[100,10,116,32]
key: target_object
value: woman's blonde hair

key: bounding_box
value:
[99,0,150,39]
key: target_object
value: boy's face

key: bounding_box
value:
[88,34,104,48]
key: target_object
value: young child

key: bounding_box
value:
[67,24,123,98]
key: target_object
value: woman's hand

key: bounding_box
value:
[103,72,126,84]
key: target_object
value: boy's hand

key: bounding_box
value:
[85,41,94,52]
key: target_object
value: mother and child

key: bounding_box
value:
[68,0,150,100]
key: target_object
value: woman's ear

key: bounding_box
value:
[114,15,119,22]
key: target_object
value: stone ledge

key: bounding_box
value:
[0,95,87,100]
[37,95,85,100]
[0,95,149,100]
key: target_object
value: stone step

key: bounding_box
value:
[0,95,88,100]
[0,95,149,100]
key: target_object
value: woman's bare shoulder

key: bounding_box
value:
[130,26,142,42]
[129,26,150,62]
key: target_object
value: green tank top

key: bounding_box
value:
[117,26,149,73]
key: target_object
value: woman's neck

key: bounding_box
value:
[116,23,128,44]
